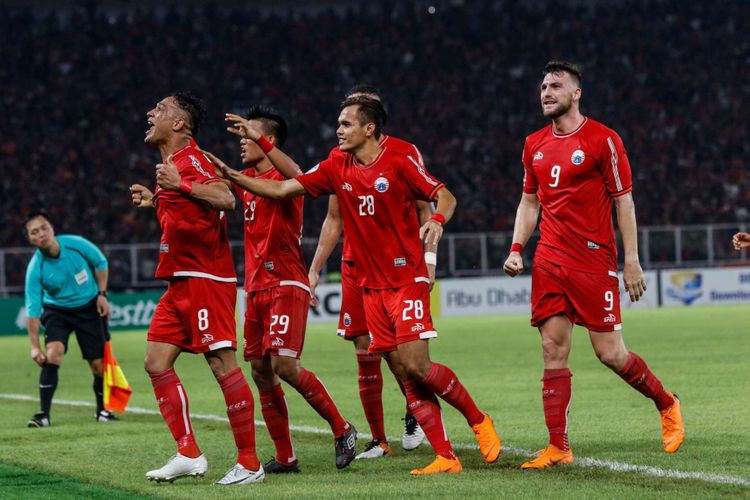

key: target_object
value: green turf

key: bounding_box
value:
[0,306,748,499]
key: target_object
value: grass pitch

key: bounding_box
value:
[0,306,748,499]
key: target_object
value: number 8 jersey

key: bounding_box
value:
[522,117,633,274]
[297,146,444,289]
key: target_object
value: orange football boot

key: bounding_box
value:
[521,445,574,469]
[410,455,463,475]
[660,392,684,453]
[471,412,502,463]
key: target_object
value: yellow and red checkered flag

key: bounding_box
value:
[103,340,132,412]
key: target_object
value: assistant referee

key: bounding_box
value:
[23,211,117,427]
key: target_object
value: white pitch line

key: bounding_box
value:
[3,393,749,488]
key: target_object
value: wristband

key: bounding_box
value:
[510,242,523,253]
[258,135,275,154]
[424,251,437,265]
[430,213,446,225]
[97,290,107,297]
[179,179,193,195]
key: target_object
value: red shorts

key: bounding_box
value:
[363,281,438,354]
[148,278,238,353]
[244,284,310,360]
[337,260,369,340]
[531,259,622,333]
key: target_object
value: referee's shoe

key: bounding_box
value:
[28,412,50,428]
[96,409,119,422]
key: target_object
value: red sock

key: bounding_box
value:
[356,351,386,441]
[542,368,572,451]
[218,368,259,470]
[422,363,484,426]
[293,368,348,437]
[149,368,201,458]
[259,384,296,465]
[617,352,674,411]
[403,380,455,460]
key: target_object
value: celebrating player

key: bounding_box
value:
[222,96,501,475]
[503,61,685,468]
[201,105,357,472]
[130,92,262,485]
[307,85,429,458]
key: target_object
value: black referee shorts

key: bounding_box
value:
[41,299,110,360]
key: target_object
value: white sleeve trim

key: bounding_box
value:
[419,331,438,339]
[414,277,431,284]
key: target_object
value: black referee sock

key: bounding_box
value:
[39,363,59,415]
[93,375,104,413]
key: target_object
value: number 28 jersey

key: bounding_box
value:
[296,147,444,289]
[522,117,633,274]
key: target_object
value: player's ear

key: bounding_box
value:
[365,122,376,137]
[172,117,186,133]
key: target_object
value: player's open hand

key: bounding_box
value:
[199,149,231,179]
[30,347,46,366]
[226,113,261,141]
[732,231,750,250]
[129,184,154,208]
[420,220,443,246]
[503,253,524,277]
[156,154,181,190]
[308,270,320,307]
[623,260,646,302]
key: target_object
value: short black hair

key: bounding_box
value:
[340,96,387,139]
[345,85,387,125]
[23,210,53,236]
[246,105,288,148]
[543,60,582,87]
[172,91,205,136]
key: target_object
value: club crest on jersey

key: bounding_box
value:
[343,313,352,327]
[571,149,585,165]
[374,177,389,193]
[264,261,275,271]
[534,151,544,161]
[394,257,407,267]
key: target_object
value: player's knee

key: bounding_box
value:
[595,348,624,370]
[541,337,568,362]
[144,356,168,375]
[272,360,300,384]
[90,359,104,376]
[403,359,430,380]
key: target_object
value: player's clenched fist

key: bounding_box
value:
[130,184,154,208]
[503,253,524,277]
[732,231,750,250]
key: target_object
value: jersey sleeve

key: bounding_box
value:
[598,132,633,197]
[179,152,222,185]
[400,155,444,201]
[24,255,43,318]
[295,159,336,198]
[522,138,539,194]
[67,235,108,271]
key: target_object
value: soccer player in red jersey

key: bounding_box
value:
[503,61,685,468]
[222,96,501,475]
[307,85,429,458]
[129,92,263,485]
[201,105,357,471]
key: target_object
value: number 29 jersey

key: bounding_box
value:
[522,117,633,274]
[296,147,444,289]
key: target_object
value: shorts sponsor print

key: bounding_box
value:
[244,284,310,360]
[148,278,237,353]
[531,258,622,333]
[363,280,437,354]
[337,260,369,339]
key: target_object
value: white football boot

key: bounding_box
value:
[215,463,265,485]
[145,453,207,482]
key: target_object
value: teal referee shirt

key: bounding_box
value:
[24,235,108,318]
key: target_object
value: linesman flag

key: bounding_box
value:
[103,341,132,412]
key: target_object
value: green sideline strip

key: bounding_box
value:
[0,462,152,499]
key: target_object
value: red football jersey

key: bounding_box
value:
[327,135,425,261]
[152,139,236,282]
[297,146,443,289]
[522,117,633,273]
[236,167,309,292]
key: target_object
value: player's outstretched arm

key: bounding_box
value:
[615,192,646,302]
[308,196,344,306]
[503,192,540,277]
[732,231,750,250]
[129,184,154,208]
[419,186,456,246]
[225,113,303,178]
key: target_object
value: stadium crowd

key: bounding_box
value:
[1,0,747,250]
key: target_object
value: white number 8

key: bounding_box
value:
[198,308,209,331]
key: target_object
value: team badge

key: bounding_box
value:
[343,313,351,327]
[571,149,585,165]
[374,177,389,193]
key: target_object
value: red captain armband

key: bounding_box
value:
[510,243,523,254]
[257,135,275,154]
[430,213,447,226]
[179,179,193,195]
